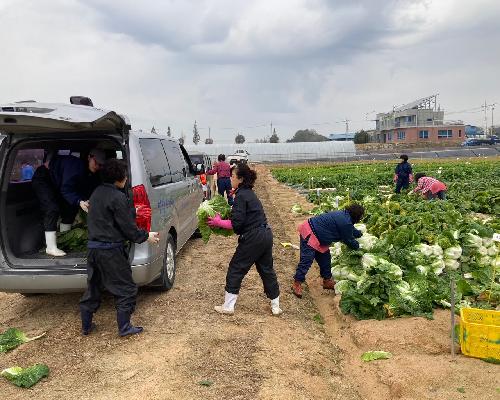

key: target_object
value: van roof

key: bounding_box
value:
[0,101,129,134]
[130,131,179,142]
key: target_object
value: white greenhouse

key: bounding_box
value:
[185,141,356,163]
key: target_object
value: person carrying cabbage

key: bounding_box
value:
[207,163,282,316]
[292,204,365,298]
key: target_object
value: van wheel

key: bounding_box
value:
[158,234,176,291]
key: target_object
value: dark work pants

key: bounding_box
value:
[31,166,79,231]
[79,248,138,315]
[226,227,280,299]
[427,190,447,200]
[217,177,233,205]
[294,235,332,282]
[395,178,409,194]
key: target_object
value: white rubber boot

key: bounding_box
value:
[45,231,66,257]
[271,296,283,316]
[60,223,72,232]
[214,291,238,315]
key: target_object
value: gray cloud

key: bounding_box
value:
[0,0,499,143]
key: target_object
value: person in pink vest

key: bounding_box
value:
[412,173,447,200]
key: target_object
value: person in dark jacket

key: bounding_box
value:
[79,159,160,337]
[31,148,105,256]
[292,204,364,298]
[207,163,281,315]
[393,154,414,193]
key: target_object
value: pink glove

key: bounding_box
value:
[207,213,233,230]
[393,174,398,183]
[409,174,414,183]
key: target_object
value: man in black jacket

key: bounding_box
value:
[31,148,105,256]
[79,159,159,337]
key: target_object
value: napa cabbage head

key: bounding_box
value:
[196,195,233,243]
[334,280,352,295]
[415,244,434,257]
[465,233,482,248]
[354,223,367,234]
[444,259,460,271]
[444,246,462,260]
[358,234,378,251]
[430,244,443,257]
[361,254,378,269]
[431,259,445,275]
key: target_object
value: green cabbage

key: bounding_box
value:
[1,364,49,388]
[196,195,233,243]
[361,350,392,362]
[0,328,46,353]
[444,246,462,260]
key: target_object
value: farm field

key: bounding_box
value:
[272,157,500,320]
[0,161,498,400]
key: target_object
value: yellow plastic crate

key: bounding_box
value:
[459,308,500,362]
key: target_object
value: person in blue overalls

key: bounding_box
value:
[394,154,413,193]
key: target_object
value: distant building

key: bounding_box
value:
[329,132,355,141]
[465,125,484,137]
[374,95,465,144]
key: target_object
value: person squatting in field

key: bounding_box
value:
[411,173,447,200]
[292,204,365,298]
[79,159,160,337]
[206,154,233,205]
[207,163,282,316]
[394,154,414,193]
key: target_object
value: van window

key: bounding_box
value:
[139,139,172,186]
[9,149,44,182]
[161,140,186,183]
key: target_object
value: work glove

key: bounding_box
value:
[79,200,90,213]
[207,213,233,230]
[148,232,160,244]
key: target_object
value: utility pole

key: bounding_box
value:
[492,106,495,136]
[484,100,488,137]
[483,102,497,136]
[344,118,350,141]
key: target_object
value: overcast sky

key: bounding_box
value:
[1,0,499,143]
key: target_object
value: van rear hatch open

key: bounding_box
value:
[0,102,130,272]
[0,102,129,136]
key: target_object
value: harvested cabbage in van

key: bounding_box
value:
[0,328,46,353]
[1,364,49,388]
[197,195,234,243]
[57,227,88,252]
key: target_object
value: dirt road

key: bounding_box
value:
[0,169,359,400]
[0,166,498,399]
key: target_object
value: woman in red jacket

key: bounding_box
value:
[206,154,233,205]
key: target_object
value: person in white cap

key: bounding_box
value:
[31,148,105,256]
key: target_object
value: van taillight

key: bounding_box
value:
[132,184,151,232]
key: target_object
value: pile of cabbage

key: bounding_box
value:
[332,224,499,320]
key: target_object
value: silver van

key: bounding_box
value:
[0,101,203,293]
